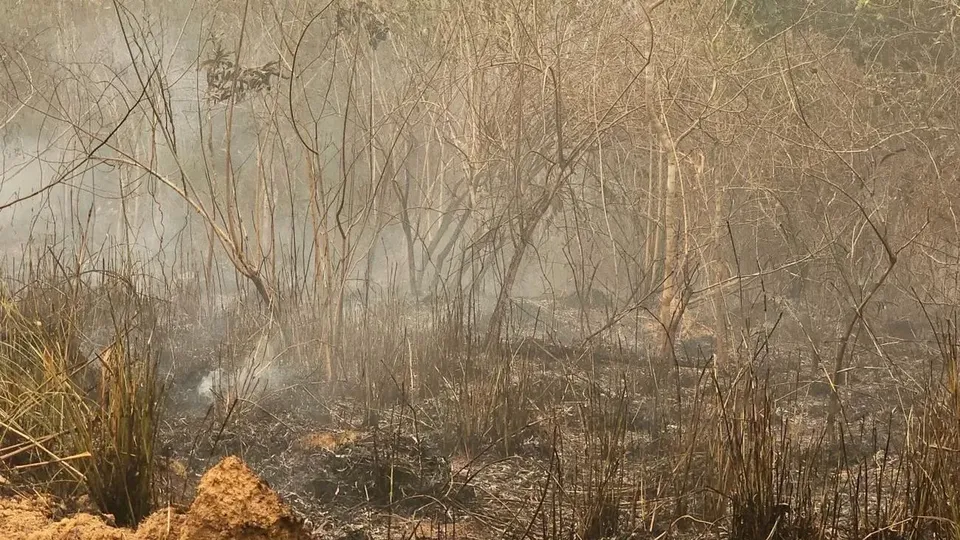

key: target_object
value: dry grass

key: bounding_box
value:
[2,267,960,540]
[3,253,960,539]
[900,316,960,539]
[0,252,960,540]
[0,253,163,527]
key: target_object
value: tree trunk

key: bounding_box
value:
[654,120,683,360]
[708,153,730,366]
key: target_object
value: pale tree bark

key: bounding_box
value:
[307,157,335,383]
[706,153,730,367]
[653,112,684,360]
[649,60,716,361]
[644,64,663,295]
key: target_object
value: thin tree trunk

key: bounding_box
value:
[654,120,683,360]
[308,158,335,383]
[708,154,729,366]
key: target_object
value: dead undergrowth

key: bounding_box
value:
[0,252,957,540]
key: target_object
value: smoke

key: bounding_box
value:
[0,1,606,395]
[196,319,287,405]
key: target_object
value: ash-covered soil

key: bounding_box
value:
[148,341,926,539]
[1,299,937,539]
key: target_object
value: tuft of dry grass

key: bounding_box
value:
[901,315,960,539]
[74,334,162,526]
[0,253,163,527]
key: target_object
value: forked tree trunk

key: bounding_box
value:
[483,230,528,351]
[483,182,561,350]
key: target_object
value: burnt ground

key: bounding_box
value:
[144,300,935,540]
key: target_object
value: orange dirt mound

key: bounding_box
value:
[0,496,55,539]
[0,456,308,540]
[27,513,128,540]
[0,496,129,540]
[133,507,185,540]
[181,455,307,540]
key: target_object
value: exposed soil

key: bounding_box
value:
[0,455,307,540]
[0,497,57,539]
[181,455,306,540]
